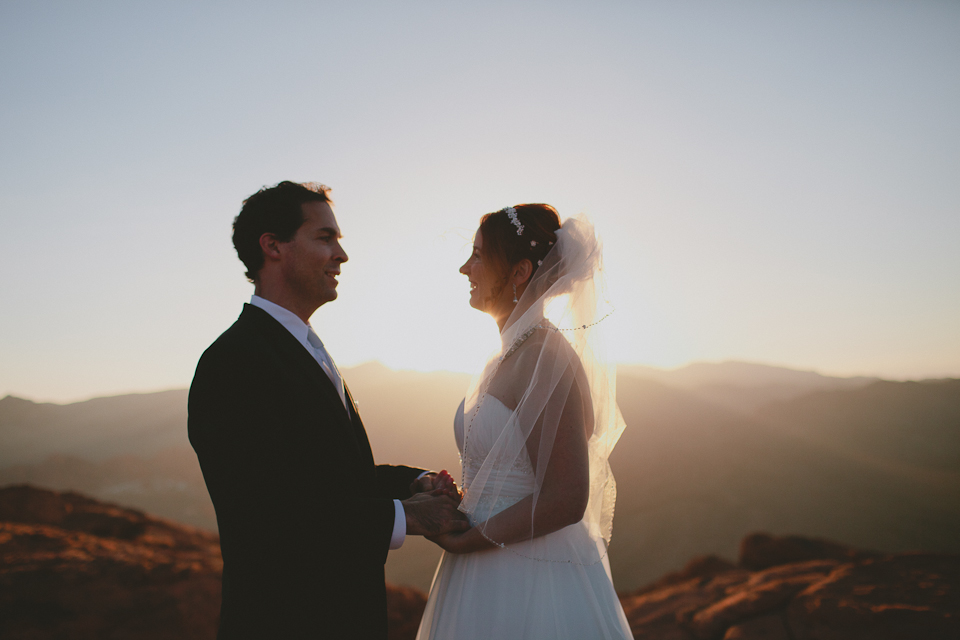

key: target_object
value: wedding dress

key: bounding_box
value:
[416,214,632,640]
[415,398,633,640]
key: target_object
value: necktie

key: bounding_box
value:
[306,328,347,409]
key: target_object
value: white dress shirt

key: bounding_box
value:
[249,295,407,549]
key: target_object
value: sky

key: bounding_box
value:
[1,1,958,402]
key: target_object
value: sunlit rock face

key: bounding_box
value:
[0,484,223,640]
[0,485,427,640]
[4,485,957,640]
[620,532,960,640]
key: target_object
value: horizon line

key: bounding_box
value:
[4,358,958,406]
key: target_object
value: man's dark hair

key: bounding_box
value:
[232,181,332,282]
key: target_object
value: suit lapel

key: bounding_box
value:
[241,305,365,461]
[344,383,375,467]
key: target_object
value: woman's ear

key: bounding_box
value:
[513,259,533,286]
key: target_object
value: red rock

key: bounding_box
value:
[0,485,429,639]
[632,622,698,640]
[689,561,840,639]
[628,554,740,597]
[7,488,958,640]
[0,521,222,639]
[0,484,216,551]
[0,483,69,525]
[622,534,960,640]
[386,584,427,640]
[723,613,790,639]
[787,553,960,640]
[739,533,875,571]
[621,565,751,638]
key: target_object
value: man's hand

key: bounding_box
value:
[403,489,470,537]
[410,470,461,503]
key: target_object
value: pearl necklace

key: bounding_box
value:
[499,324,542,362]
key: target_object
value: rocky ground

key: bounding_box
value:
[2,484,958,639]
[0,485,425,640]
[620,532,960,639]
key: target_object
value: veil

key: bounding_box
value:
[458,214,625,564]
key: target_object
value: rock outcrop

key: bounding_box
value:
[0,484,222,640]
[0,485,426,640]
[4,485,957,639]
[620,532,960,639]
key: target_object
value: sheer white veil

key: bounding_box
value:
[459,213,625,563]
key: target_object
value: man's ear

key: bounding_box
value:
[259,233,282,261]
[513,259,533,286]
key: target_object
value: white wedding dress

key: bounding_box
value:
[415,399,633,640]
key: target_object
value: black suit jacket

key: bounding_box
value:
[188,304,423,639]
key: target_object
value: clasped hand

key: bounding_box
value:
[403,470,469,537]
[409,469,461,500]
[409,470,494,555]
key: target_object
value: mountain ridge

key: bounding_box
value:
[2,361,958,591]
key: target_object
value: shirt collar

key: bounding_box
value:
[249,295,313,351]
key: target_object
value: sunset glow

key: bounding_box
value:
[1,2,958,401]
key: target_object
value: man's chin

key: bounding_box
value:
[316,290,338,307]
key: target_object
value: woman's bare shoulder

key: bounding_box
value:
[511,326,582,376]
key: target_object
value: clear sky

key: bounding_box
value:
[1,1,958,402]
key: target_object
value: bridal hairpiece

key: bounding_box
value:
[503,207,524,235]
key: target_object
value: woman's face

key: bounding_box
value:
[460,229,502,314]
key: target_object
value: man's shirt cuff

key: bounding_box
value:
[390,472,432,550]
[389,499,406,550]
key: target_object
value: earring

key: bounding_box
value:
[512,283,518,303]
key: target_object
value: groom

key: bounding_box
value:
[188,181,466,639]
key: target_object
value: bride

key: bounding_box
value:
[416,204,632,639]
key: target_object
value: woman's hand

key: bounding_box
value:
[410,470,462,503]
[426,530,470,554]
[427,526,498,554]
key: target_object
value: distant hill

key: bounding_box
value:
[607,374,960,588]
[344,362,470,473]
[2,361,958,592]
[756,378,960,473]
[0,390,188,466]
[0,448,215,532]
[618,361,876,392]
[0,390,208,531]
[618,361,878,413]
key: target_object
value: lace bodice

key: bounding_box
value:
[455,397,535,522]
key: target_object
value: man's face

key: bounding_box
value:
[279,201,348,309]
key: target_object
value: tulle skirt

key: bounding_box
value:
[415,521,632,640]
